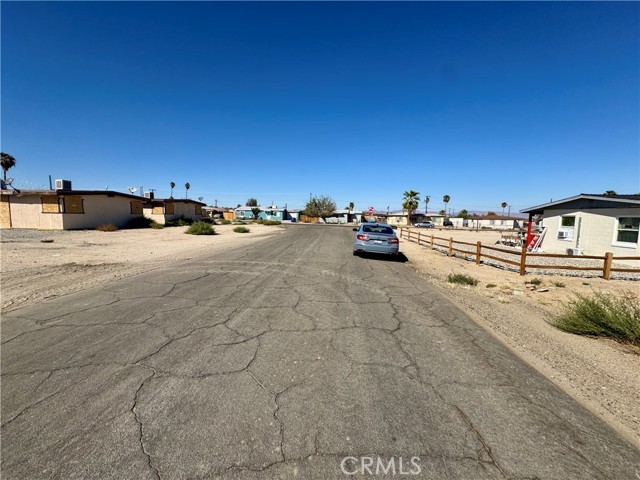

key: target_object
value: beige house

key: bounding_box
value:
[143,198,204,225]
[521,194,640,261]
[0,189,146,229]
[464,214,525,230]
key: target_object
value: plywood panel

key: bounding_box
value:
[41,195,59,213]
[0,195,11,228]
[64,195,84,214]
[130,200,143,215]
[165,202,174,215]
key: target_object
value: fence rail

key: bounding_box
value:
[398,227,640,280]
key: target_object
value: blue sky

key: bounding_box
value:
[2,2,638,213]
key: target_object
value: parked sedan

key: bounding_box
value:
[353,223,400,256]
[414,222,434,228]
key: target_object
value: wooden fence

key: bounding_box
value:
[299,215,319,224]
[398,227,640,280]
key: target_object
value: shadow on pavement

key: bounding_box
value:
[355,252,409,263]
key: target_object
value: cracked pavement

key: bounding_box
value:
[2,225,639,479]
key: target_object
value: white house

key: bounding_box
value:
[521,194,640,261]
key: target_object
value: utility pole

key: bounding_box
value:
[424,195,430,215]
[508,205,511,217]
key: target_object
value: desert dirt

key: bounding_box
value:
[399,228,639,447]
[0,223,285,312]
[1,224,638,448]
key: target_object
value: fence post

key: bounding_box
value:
[430,234,434,250]
[519,244,527,276]
[417,230,421,246]
[399,227,403,239]
[476,241,481,265]
[448,238,453,257]
[603,252,613,280]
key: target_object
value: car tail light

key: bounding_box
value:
[356,234,369,241]
[388,238,399,244]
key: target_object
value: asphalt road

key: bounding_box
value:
[2,225,639,479]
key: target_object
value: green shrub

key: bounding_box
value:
[553,281,566,288]
[527,277,543,286]
[220,219,232,225]
[167,215,194,227]
[447,273,479,286]
[260,220,281,226]
[150,221,164,229]
[233,226,250,233]
[552,292,640,346]
[124,217,153,229]
[486,283,497,288]
[96,224,118,232]
[185,221,216,235]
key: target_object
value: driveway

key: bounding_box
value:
[2,225,639,479]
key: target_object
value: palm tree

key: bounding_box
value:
[603,190,617,196]
[442,195,451,217]
[501,202,507,216]
[402,190,420,225]
[170,181,175,198]
[424,195,430,214]
[1,152,16,182]
[185,182,190,199]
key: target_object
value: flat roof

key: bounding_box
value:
[520,193,640,214]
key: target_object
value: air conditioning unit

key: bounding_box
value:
[55,179,72,190]
[566,247,583,256]
[557,230,569,239]
[144,191,154,199]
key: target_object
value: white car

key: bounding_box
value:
[414,222,434,228]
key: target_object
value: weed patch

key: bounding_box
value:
[447,273,479,286]
[185,221,216,235]
[233,226,250,233]
[96,224,118,232]
[552,292,640,346]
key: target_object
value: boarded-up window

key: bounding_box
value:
[64,195,84,214]
[195,205,202,216]
[41,195,60,213]
[152,205,164,215]
[1,195,11,228]
[130,200,143,215]
[165,202,175,215]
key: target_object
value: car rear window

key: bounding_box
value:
[362,225,394,235]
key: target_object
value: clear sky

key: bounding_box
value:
[2,2,638,213]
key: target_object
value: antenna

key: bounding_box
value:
[105,185,109,190]
[198,196,204,202]
[128,187,138,194]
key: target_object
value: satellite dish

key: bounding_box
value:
[105,185,109,190]
[5,178,14,186]
[198,196,204,202]
[128,187,137,194]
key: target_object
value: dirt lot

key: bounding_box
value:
[399,228,639,447]
[0,223,285,312]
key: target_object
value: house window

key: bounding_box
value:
[558,216,575,240]
[616,217,639,244]
[63,195,84,214]
[130,200,143,215]
[41,195,60,213]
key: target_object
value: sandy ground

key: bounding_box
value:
[1,224,638,447]
[399,228,640,447]
[0,223,285,312]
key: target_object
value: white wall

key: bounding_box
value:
[4,196,63,229]
[62,195,142,229]
[541,208,640,263]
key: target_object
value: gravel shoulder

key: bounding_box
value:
[0,224,285,312]
[400,229,640,447]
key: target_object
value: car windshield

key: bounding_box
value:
[362,225,394,235]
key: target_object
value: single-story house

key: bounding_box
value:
[143,198,205,225]
[0,189,146,229]
[520,193,640,259]
[463,214,525,230]
[235,206,260,220]
[258,207,289,222]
